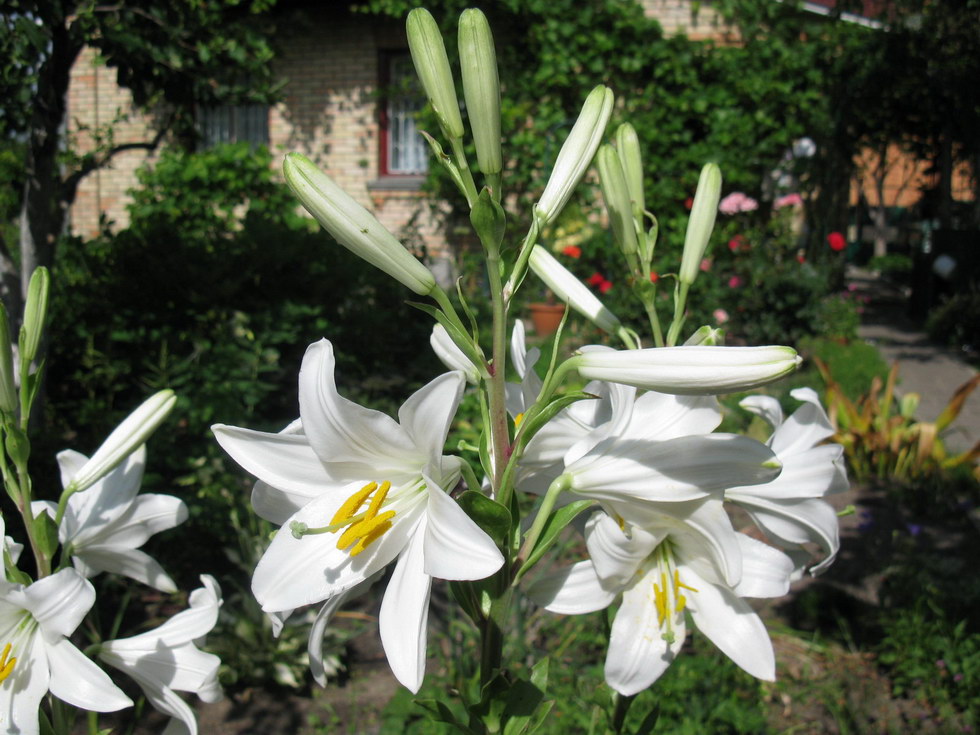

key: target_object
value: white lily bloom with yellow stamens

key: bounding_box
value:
[212,339,503,692]
[99,575,222,735]
[0,569,132,735]
[530,507,793,695]
[727,388,847,576]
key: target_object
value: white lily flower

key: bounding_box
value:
[0,569,132,734]
[0,515,22,567]
[33,445,187,592]
[728,388,847,576]
[99,575,223,735]
[535,85,614,225]
[530,508,793,695]
[212,339,503,692]
[572,344,801,395]
[283,154,437,296]
[504,320,543,420]
[430,325,480,384]
[528,246,622,335]
[67,390,176,494]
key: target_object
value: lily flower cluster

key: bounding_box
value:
[212,6,845,731]
[0,269,222,735]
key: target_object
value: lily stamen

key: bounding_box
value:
[0,642,15,683]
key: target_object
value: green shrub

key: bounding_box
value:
[927,286,980,357]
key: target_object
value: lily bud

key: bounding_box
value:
[458,9,501,175]
[407,8,464,140]
[68,390,177,494]
[572,344,801,395]
[0,301,16,414]
[596,144,638,257]
[615,123,645,218]
[529,245,622,334]
[19,266,50,371]
[284,154,436,295]
[535,85,614,225]
[678,163,722,285]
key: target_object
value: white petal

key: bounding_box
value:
[379,531,431,693]
[772,389,837,456]
[422,483,503,581]
[584,512,657,587]
[527,560,617,614]
[212,424,336,497]
[684,565,775,681]
[130,671,199,735]
[431,325,480,384]
[0,633,49,735]
[298,340,421,476]
[250,480,317,525]
[73,546,177,593]
[47,638,132,711]
[732,535,793,598]
[605,574,684,695]
[22,568,95,640]
[63,446,146,544]
[737,497,840,572]
[80,494,188,551]
[398,372,464,470]
[623,392,722,442]
[731,445,845,501]
[738,394,784,430]
[308,578,374,687]
[56,449,89,490]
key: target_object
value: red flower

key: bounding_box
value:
[727,275,743,289]
[649,271,660,283]
[562,245,582,259]
[586,272,606,287]
[684,197,694,210]
[728,235,748,252]
[598,279,613,294]
[827,232,846,252]
[796,253,806,264]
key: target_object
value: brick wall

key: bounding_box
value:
[638,0,736,41]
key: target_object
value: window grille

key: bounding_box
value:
[384,56,428,175]
[198,104,269,148]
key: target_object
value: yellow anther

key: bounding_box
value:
[336,510,397,553]
[0,643,15,683]
[514,413,525,428]
[673,569,699,593]
[330,482,378,526]
[364,481,392,520]
[653,583,667,626]
[616,514,626,531]
[676,594,687,614]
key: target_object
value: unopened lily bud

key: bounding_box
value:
[597,145,638,257]
[407,8,464,140]
[535,85,614,225]
[572,344,801,395]
[284,154,436,295]
[529,245,622,334]
[0,301,16,414]
[68,390,177,494]
[19,266,50,371]
[678,163,722,285]
[459,9,501,175]
[615,123,645,217]
[684,326,725,346]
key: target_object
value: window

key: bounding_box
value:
[379,53,428,176]
[198,104,269,148]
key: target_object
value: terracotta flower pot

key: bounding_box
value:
[528,302,566,336]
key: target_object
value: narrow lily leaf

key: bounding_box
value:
[935,373,980,432]
[517,499,595,580]
[457,490,512,547]
[0,301,16,414]
[515,391,598,454]
[409,301,486,375]
[501,676,546,735]
[415,699,478,735]
[421,130,469,196]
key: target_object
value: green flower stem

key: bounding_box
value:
[449,136,479,208]
[502,219,540,305]
[666,281,690,347]
[514,474,570,571]
[485,171,502,203]
[642,292,665,348]
[484,232,512,509]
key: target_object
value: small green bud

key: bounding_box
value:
[458,9,501,176]
[407,8,464,140]
[596,144,638,257]
[615,123,645,218]
[0,301,17,415]
[19,266,50,371]
[678,163,722,286]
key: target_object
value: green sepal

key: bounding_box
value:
[516,499,595,581]
[457,490,511,547]
[415,698,479,735]
[32,509,60,562]
[470,187,507,254]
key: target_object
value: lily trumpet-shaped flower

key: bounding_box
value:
[727,388,847,576]
[99,575,222,735]
[530,508,793,695]
[33,445,187,592]
[212,339,503,692]
[571,344,801,395]
[0,569,132,734]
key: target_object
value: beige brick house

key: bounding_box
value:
[66,1,728,284]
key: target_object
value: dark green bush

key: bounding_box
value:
[927,286,980,357]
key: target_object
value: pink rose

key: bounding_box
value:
[718,192,759,215]
[713,308,730,324]
[727,275,743,288]
[774,193,803,209]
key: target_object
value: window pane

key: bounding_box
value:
[387,56,427,175]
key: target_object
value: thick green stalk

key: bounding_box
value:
[450,137,479,208]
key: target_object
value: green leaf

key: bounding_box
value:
[517,499,595,580]
[470,187,507,252]
[457,490,512,547]
[516,391,597,453]
[32,509,60,560]
[415,698,479,735]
